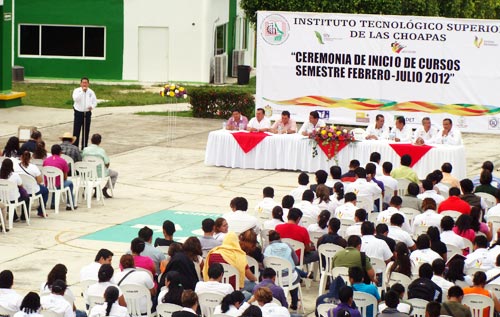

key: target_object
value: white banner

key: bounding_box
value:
[256,11,500,133]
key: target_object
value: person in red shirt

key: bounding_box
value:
[275,208,319,265]
[438,187,471,214]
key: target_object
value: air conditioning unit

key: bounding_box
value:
[214,54,227,85]
[231,50,246,77]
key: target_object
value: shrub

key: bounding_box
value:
[190,87,255,119]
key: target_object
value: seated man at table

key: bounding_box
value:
[226,109,248,130]
[365,114,389,140]
[434,118,462,145]
[414,116,438,145]
[270,110,296,134]
[247,108,271,132]
[393,116,412,143]
[390,154,420,184]
[299,110,326,136]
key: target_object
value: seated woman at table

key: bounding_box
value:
[269,111,296,134]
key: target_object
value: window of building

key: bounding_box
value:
[19,24,105,59]
[215,24,226,55]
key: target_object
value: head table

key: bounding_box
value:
[204,130,467,180]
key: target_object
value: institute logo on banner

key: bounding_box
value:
[474,36,484,48]
[356,112,370,123]
[261,14,290,45]
[264,105,273,117]
[489,117,499,129]
[391,41,405,53]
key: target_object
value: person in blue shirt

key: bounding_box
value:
[348,266,380,317]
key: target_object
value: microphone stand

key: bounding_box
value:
[82,89,87,150]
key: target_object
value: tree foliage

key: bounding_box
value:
[240,0,500,24]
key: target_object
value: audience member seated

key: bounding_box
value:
[431,259,454,298]
[470,207,493,241]
[345,167,382,205]
[360,221,393,264]
[331,182,345,205]
[2,137,20,158]
[275,208,319,265]
[328,286,361,317]
[465,235,494,271]
[270,110,296,134]
[32,141,47,160]
[365,114,389,141]
[409,234,441,267]
[434,118,462,145]
[310,170,332,194]
[460,178,487,211]
[378,284,412,315]
[453,214,476,244]
[250,287,290,317]
[378,162,398,205]
[158,271,184,306]
[427,226,447,260]
[204,232,257,293]
[263,206,284,230]
[341,160,360,183]
[40,264,77,311]
[214,217,229,242]
[425,302,441,317]
[126,238,156,277]
[314,185,337,213]
[441,162,460,188]
[82,134,118,198]
[325,165,342,188]
[472,160,500,189]
[15,151,48,217]
[440,216,465,250]
[294,190,320,220]
[195,263,233,296]
[486,191,500,220]
[344,208,366,238]
[0,159,29,221]
[247,108,271,132]
[438,187,471,214]
[138,226,166,274]
[154,220,176,247]
[171,237,203,289]
[385,242,413,282]
[431,170,448,195]
[349,266,380,317]
[475,170,499,196]
[440,286,472,317]
[199,218,221,257]
[226,109,248,131]
[407,263,442,302]
[42,144,76,210]
[13,292,42,317]
[88,286,127,317]
[317,218,347,248]
[299,110,325,136]
[393,116,412,143]
[172,290,198,317]
[290,172,309,202]
[86,264,126,307]
[0,270,22,312]
[333,236,376,283]
[40,280,73,317]
[388,214,416,250]
[80,249,113,282]
[412,198,443,235]
[375,223,396,253]
[417,179,444,205]
[400,182,422,211]
[214,291,249,317]
[59,132,82,163]
[334,192,358,221]
[252,268,288,308]
[390,154,419,184]
[223,197,261,234]
[308,210,330,234]
[413,117,438,145]
[446,257,472,286]
[463,271,500,315]
[19,130,42,154]
[239,229,264,264]
[254,186,279,215]
[377,196,411,233]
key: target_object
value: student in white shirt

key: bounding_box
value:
[80,249,114,282]
[345,209,366,238]
[223,197,261,234]
[89,286,128,317]
[412,198,443,235]
[417,180,445,205]
[294,190,321,220]
[290,172,309,202]
[440,216,466,250]
[377,196,411,233]
[431,259,454,297]
[334,192,358,221]
[388,214,416,250]
[344,167,382,201]
[0,270,22,313]
[313,185,337,213]
[255,187,279,215]
[195,263,234,296]
[40,280,74,317]
[249,287,290,317]
[263,206,285,230]
[213,291,250,317]
[86,264,126,307]
[410,234,441,267]
[361,221,393,263]
[299,110,326,136]
[13,292,42,317]
[247,108,271,132]
[465,235,495,271]
[393,116,413,143]
[307,210,330,234]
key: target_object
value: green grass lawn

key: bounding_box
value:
[12,77,256,108]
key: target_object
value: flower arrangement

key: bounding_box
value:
[309,125,355,160]
[160,84,188,99]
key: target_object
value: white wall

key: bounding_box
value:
[123,0,229,83]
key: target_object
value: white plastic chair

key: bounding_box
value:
[463,237,474,254]
[120,284,153,317]
[489,216,500,241]
[281,238,305,269]
[317,303,336,317]
[246,255,260,281]
[339,219,355,239]
[386,272,412,299]
[74,161,104,209]
[0,306,16,317]
[220,263,240,290]
[485,283,500,301]
[0,179,30,230]
[412,225,430,240]
[87,295,104,312]
[351,128,366,140]
[83,155,114,197]
[370,257,386,292]
[357,194,374,213]
[40,310,63,317]
[440,210,462,221]
[477,192,497,209]
[331,267,350,285]
[42,166,75,214]
[156,303,183,317]
[80,279,98,298]
[400,207,420,227]
[61,154,75,178]
[309,231,324,249]
[318,243,344,296]
[445,243,462,260]
[263,256,305,314]
[353,291,378,317]
[396,179,411,196]
[462,294,494,317]
[19,173,46,218]
[260,228,271,249]
[32,159,44,171]
[406,298,429,317]
[198,292,224,317]
[300,215,316,228]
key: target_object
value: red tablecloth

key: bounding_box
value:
[389,143,433,167]
[231,132,270,153]
[317,141,349,160]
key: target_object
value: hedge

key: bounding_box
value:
[190,87,255,119]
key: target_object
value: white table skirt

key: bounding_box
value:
[204,130,467,179]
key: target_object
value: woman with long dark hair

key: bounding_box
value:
[307,209,331,234]
[453,214,476,243]
[314,185,337,212]
[213,291,249,317]
[2,137,19,158]
[386,242,413,279]
[86,264,126,307]
[427,226,448,261]
[16,150,48,217]
[40,264,78,313]
[159,271,184,306]
[14,292,42,317]
[470,206,493,241]
[263,206,284,230]
[32,141,47,160]
[89,286,128,317]
[0,158,29,221]
[332,182,344,203]
[446,258,472,286]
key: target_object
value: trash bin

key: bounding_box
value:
[237,65,251,85]
[12,66,25,82]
